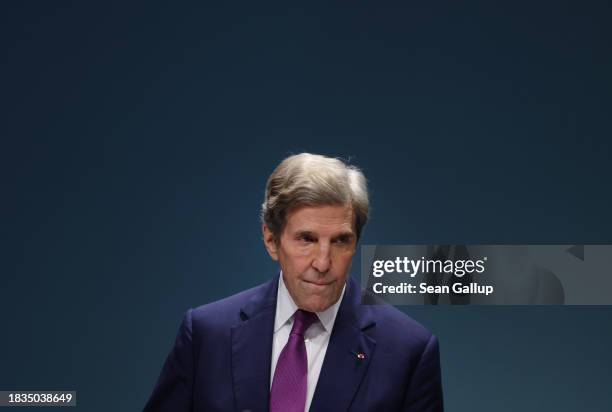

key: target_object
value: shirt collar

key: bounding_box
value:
[274,271,346,334]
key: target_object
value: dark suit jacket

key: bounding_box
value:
[144,275,444,411]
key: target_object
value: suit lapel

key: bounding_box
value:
[231,276,278,412]
[309,277,377,411]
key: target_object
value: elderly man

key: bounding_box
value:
[144,153,444,412]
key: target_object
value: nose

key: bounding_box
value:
[312,241,331,273]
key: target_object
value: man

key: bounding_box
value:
[144,153,444,412]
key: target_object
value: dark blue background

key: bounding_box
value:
[2,2,611,411]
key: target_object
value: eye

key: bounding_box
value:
[297,234,315,243]
[333,236,351,244]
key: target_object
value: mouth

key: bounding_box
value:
[301,279,334,287]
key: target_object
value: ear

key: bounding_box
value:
[262,224,279,261]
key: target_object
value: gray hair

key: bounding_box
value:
[261,153,369,241]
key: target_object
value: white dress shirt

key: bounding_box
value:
[270,273,346,412]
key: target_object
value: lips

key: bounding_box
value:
[302,279,334,287]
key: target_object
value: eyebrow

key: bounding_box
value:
[294,230,355,240]
[332,232,356,240]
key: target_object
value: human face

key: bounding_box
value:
[263,204,357,312]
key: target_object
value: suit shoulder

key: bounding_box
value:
[367,303,434,349]
[190,281,271,330]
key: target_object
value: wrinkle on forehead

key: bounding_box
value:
[284,204,355,236]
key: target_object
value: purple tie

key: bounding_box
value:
[270,309,318,412]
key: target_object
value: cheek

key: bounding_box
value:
[332,251,354,272]
[279,250,311,273]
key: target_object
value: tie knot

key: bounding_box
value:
[290,309,317,336]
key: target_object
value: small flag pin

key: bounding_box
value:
[356,352,365,360]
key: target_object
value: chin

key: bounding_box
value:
[300,297,335,313]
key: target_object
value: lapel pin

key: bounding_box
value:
[350,350,366,360]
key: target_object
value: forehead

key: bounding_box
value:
[284,204,355,234]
